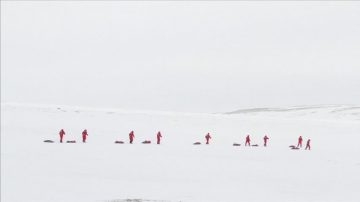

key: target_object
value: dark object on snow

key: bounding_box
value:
[193,142,201,145]
[233,143,241,146]
[142,140,151,144]
[115,141,124,144]
[43,140,54,143]
[66,140,76,143]
[251,144,259,147]
[289,145,299,150]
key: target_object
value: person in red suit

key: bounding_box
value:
[305,139,311,150]
[59,129,65,143]
[157,131,162,144]
[245,135,251,146]
[297,136,303,148]
[263,135,269,147]
[205,133,212,144]
[129,131,135,144]
[82,129,88,143]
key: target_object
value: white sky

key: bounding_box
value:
[1,1,360,113]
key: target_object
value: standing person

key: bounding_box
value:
[263,135,269,147]
[297,136,303,148]
[156,131,162,144]
[129,130,135,144]
[305,139,311,150]
[245,135,251,146]
[205,133,212,144]
[59,129,65,143]
[82,129,88,143]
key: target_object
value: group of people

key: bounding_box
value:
[205,133,270,147]
[58,129,311,150]
[128,130,163,144]
[297,135,311,150]
[204,133,310,149]
[58,129,163,144]
[243,134,269,147]
[59,129,88,143]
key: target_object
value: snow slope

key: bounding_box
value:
[1,103,360,202]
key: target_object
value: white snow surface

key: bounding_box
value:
[1,103,360,202]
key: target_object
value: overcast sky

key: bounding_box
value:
[1,1,360,113]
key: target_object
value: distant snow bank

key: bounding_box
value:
[2,102,360,121]
[0,102,206,116]
[226,105,360,121]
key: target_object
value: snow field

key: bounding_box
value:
[1,104,360,202]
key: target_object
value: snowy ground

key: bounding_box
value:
[1,103,360,202]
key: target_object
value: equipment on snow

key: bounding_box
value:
[114,141,124,144]
[289,145,299,150]
[66,140,76,143]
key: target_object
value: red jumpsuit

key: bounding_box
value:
[205,133,211,144]
[129,131,135,144]
[297,136,303,148]
[59,129,65,143]
[245,135,251,146]
[305,139,311,150]
[263,135,269,147]
[82,130,88,143]
[157,132,162,144]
